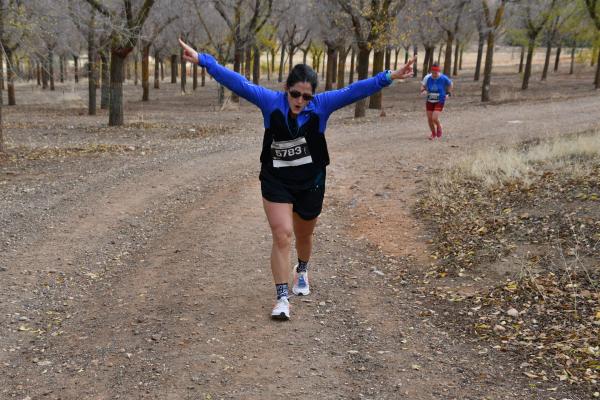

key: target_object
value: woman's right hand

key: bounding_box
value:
[179,38,199,64]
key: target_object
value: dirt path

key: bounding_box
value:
[1,85,599,399]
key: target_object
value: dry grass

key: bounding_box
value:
[448,129,600,188]
[415,129,600,389]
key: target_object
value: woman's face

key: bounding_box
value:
[286,81,314,115]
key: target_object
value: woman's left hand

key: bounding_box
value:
[179,38,199,64]
[390,57,415,80]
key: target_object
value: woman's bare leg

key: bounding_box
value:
[293,213,318,262]
[262,199,294,285]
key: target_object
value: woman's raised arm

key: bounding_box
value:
[179,38,277,110]
[314,57,414,116]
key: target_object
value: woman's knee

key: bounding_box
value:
[272,226,293,248]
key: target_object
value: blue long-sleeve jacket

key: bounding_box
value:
[198,53,393,188]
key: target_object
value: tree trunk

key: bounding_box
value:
[394,47,399,69]
[59,56,65,83]
[170,54,177,83]
[142,45,150,101]
[569,47,575,75]
[245,45,252,79]
[354,46,371,118]
[349,47,355,84]
[595,50,600,89]
[160,60,164,81]
[384,47,391,70]
[0,87,4,153]
[278,44,285,82]
[87,11,96,114]
[541,42,551,81]
[368,49,384,110]
[73,55,79,83]
[422,47,432,79]
[522,38,535,90]
[270,48,276,79]
[42,60,48,89]
[193,63,198,90]
[404,47,409,64]
[453,39,459,76]
[302,49,308,65]
[252,45,260,84]
[49,49,55,91]
[554,44,561,72]
[325,45,335,91]
[475,33,485,81]
[437,44,443,64]
[266,50,271,81]
[100,52,109,109]
[134,53,139,85]
[231,37,243,102]
[337,47,349,88]
[180,48,187,93]
[154,51,160,89]
[443,34,453,75]
[519,46,525,73]
[459,44,464,70]
[0,55,4,90]
[413,45,418,77]
[321,54,326,79]
[288,44,294,74]
[201,67,206,87]
[6,49,15,105]
[36,62,41,86]
[331,48,338,84]
[481,30,496,102]
[109,51,126,126]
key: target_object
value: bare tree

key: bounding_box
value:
[83,0,157,126]
[213,0,273,102]
[436,0,469,76]
[140,11,178,101]
[0,0,27,106]
[584,0,600,87]
[481,0,508,102]
[336,0,407,117]
[519,0,558,90]
[192,0,233,104]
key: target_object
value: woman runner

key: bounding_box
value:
[420,62,453,140]
[179,38,414,320]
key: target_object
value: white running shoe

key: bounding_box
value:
[271,297,290,320]
[292,268,310,296]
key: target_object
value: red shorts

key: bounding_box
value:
[426,102,445,112]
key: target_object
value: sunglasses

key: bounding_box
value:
[288,90,314,102]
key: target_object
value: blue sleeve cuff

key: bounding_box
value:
[385,70,392,84]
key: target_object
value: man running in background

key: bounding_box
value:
[420,62,453,140]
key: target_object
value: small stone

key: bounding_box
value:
[506,308,519,318]
[37,360,53,367]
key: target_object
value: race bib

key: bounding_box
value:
[427,92,440,103]
[271,136,313,168]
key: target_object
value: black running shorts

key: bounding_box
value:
[261,173,326,221]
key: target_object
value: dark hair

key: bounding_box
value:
[432,62,440,68]
[286,64,318,93]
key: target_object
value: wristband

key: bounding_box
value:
[385,70,392,83]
